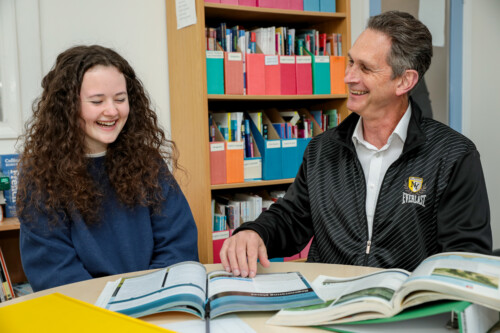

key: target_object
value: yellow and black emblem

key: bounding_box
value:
[408,177,423,193]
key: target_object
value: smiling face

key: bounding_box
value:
[79,65,129,154]
[344,29,400,121]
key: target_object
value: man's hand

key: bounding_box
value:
[219,230,270,278]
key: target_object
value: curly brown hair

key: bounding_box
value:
[17,45,180,225]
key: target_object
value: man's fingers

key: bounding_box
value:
[258,243,270,268]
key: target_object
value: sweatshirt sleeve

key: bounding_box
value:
[234,153,314,258]
[20,214,93,292]
[149,175,199,268]
[436,149,492,254]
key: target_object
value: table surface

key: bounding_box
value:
[0,262,381,332]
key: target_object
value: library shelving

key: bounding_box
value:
[0,217,26,284]
[166,0,351,264]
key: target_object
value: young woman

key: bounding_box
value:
[17,45,198,291]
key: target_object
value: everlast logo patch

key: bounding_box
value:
[402,177,427,207]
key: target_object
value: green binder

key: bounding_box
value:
[305,49,331,95]
[317,301,500,333]
[206,50,224,95]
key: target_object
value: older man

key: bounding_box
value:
[220,11,492,278]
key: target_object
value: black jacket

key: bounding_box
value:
[237,100,492,271]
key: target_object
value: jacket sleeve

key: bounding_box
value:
[436,149,492,254]
[234,152,314,258]
[149,175,199,268]
[20,214,93,292]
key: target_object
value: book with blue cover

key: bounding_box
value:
[0,154,20,218]
[96,261,322,320]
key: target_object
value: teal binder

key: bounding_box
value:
[247,112,282,180]
[303,0,320,12]
[305,49,331,95]
[319,0,336,13]
[206,50,224,95]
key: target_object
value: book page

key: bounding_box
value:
[267,269,410,326]
[397,252,500,311]
[98,261,207,318]
[206,271,322,318]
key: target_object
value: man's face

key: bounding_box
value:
[344,29,399,120]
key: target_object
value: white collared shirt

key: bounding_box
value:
[352,105,411,240]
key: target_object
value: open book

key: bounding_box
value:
[267,252,500,326]
[95,261,322,319]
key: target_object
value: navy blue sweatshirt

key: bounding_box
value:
[20,156,198,291]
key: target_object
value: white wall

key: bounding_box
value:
[0,0,170,154]
[462,0,500,249]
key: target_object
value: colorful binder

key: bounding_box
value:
[330,56,346,94]
[0,293,173,333]
[224,52,244,95]
[258,0,277,8]
[296,55,312,95]
[319,0,336,13]
[239,0,257,6]
[265,55,281,95]
[209,141,227,185]
[280,55,297,95]
[221,0,238,4]
[289,0,304,10]
[306,50,331,95]
[225,141,245,183]
[247,112,282,180]
[212,230,231,264]
[206,51,224,95]
[303,0,320,12]
[246,53,266,95]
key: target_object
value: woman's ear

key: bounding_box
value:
[396,69,419,96]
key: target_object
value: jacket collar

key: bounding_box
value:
[329,97,426,155]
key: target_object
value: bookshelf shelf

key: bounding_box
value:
[166,0,351,264]
[208,94,348,101]
[0,217,20,232]
[205,3,347,25]
[0,217,26,284]
[211,178,294,190]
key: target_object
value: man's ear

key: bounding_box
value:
[396,69,419,96]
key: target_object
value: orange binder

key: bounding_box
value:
[280,55,297,95]
[330,56,346,94]
[225,141,244,183]
[246,53,266,95]
[265,55,281,95]
[224,52,244,95]
[296,55,312,95]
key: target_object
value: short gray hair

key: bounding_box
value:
[367,10,432,81]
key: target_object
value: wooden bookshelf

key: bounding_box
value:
[165,0,351,264]
[0,217,26,284]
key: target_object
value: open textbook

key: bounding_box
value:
[267,252,500,326]
[95,261,322,319]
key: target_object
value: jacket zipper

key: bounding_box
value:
[363,240,371,265]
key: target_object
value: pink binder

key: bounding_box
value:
[289,0,303,10]
[258,0,277,8]
[265,55,281,95]
[280,55,297,95]
[221,0,238,4]
[296,55,312,95]
[246,53,266,95]
[239,0,257,5]
[224,52,244,95]
[209,142,227,185]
